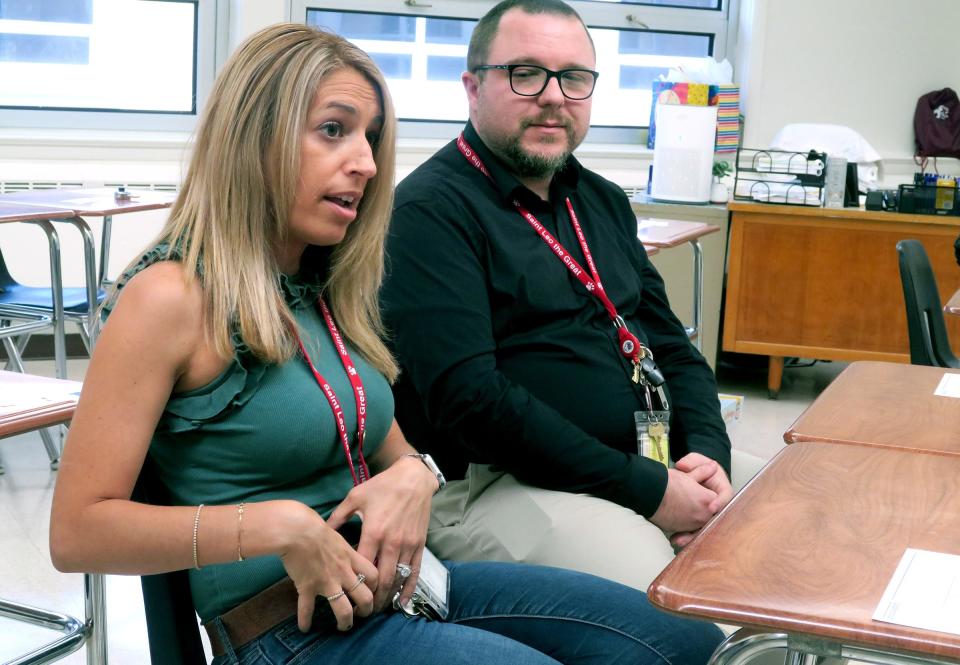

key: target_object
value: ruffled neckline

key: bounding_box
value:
[279,271,323,310]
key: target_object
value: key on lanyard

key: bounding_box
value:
[631,345,665,387]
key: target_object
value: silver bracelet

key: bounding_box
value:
[192,504,205,570]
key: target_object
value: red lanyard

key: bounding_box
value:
[457,133,643,367]
[295,298,369,485]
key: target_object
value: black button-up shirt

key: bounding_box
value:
[383,122,730,517]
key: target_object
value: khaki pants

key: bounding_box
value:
[427,449,798,665]
[428,447,769,590]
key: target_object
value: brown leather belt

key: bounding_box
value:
[203,577,299,658]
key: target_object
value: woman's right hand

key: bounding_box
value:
[278,503,379,632]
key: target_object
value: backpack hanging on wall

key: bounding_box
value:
[914,87,960,168]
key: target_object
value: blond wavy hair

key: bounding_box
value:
[118,23,398,381]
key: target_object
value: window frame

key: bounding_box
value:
[291,0,737,144]
[0,0,226,133]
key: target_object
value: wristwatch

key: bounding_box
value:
[406,453,446,493]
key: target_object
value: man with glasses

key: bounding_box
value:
[383,0,734,590]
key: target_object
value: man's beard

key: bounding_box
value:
[489,117,578,179]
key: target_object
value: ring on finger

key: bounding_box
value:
[325,589,346,602]
[347,573,366,593]
[396,563,412,579]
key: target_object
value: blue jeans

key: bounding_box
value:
[211,561,723,665]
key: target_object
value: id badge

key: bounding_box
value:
[635,410,670,467]
[393,547,450,621]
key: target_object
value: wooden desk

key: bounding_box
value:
[2,186,175,216]
[1,186,176,283]
[649,441,960,664]
[723,201,960,397]
[638,219,720,351]
[0,371,85,663]
[784,361,960,455]
[946,289,960,317]
[0,188,176,351]
[0,370,80,439]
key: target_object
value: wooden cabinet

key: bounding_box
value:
[722,201,960,396]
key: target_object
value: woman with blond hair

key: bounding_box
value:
[49,23,723,665]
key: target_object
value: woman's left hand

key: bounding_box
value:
[326,455,437,612]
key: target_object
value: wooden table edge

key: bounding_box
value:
[0,405,74,438]
[646,593,960,662]
[639,224,721,248]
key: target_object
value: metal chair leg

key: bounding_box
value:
[709,629,788,665]
[690,238,704,352]
[30,221,66,381]
[3,335,25,372]
[77,323,92,356]
[0,598,86,665]
[85,573,108,664]
[38,427,61,470]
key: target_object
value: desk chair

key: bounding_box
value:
[0,246,105,469]
[0,248,106,356]
[896,239,960,368]
[132,458,207,665]
[2,244,94,469]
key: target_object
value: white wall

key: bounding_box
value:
[738,0,960,179]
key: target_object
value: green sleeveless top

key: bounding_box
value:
[108,245,394,622]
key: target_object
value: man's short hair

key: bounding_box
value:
[466,0,593,73]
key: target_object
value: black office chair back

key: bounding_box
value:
[896,239,960,368]
[132,457,207,665]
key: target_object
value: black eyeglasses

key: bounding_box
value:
[473,64,599,100]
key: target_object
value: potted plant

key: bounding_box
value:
[711,160,732,203]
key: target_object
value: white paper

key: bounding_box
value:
[934,373,960,398]
[0,382,82,417]
[873,548,960,636]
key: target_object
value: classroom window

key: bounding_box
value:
[0,0,220,133]
[294,1,732,131]
[0,0,197,114]
[582,0,720,9]
[427,55,467,82]
[305,9,476,123]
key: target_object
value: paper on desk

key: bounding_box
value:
[637,219,670,228]
[0,382,82,417]
[934,373,960,398]
[873,548,960,636]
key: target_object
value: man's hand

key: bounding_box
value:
[658,454,733,549]
[648,463,719,535]
[674,452,733,514]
